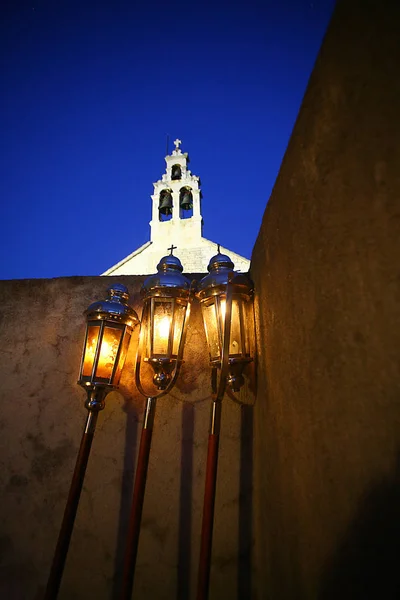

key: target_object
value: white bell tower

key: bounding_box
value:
[102,139,250,276]
[150,139,203,245]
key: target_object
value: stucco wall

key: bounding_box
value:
[251,0,400,598]
[0,275,254,599]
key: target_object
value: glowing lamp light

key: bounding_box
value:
[197,252,253,392]
[78,283,139,408]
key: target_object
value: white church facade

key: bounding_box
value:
[102,140,250,276]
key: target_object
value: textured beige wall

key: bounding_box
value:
[251,0,400,598]
[0,275,254,599]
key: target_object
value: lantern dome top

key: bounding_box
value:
[207,252,235,273]
[141,252,191,298]
[197,252,253,299]
[197,252,235,297]
[85,284,139,325]
[157,254,184,273]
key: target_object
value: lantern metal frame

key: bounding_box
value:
[44,284,139,600]
[120,250,194,600]
[196,251,254,600]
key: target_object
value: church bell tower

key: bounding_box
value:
[101,138,250,276]
[150,139,203,245]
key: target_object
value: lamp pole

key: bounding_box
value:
[44,285,138,600]
[196,303,231,600]
[120,396,156,600]
[44,400,103,600]
[197,393,222,600]
[120,251,193,600]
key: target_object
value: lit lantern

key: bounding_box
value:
[137,251,192,390]
[78,283,139,407]
[197,251,253,391]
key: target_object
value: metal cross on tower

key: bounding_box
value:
[173,139,182,152]
[167,244,177,255]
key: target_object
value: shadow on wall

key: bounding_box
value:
[177,402,194,600]
[176,400,254,600]
[319,454,400,600]
[238,404,253,600]
[112,397,139,600]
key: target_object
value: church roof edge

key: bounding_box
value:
[101,241,153,275]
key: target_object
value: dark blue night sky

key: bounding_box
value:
[1,0,335,279]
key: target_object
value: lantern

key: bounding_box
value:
[78,283,139,407]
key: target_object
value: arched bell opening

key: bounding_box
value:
[179,187,193,219]
[159,189,173,221]
[171,164,182,180]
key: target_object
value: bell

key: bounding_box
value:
[171,164,182,180]
[159,190,173,215]
[180,188,193,211]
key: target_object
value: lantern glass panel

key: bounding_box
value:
[172,301,187,356]
[241,301,250,355]
[95,326,123,380]
[82,324,100,377]
[142,304,152,360]
[202,300,221,362]
[153,300,173,356]
[112,328,131,385]
[216,298,226,341]
[229,298,243,356]
[141,301,155,361]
